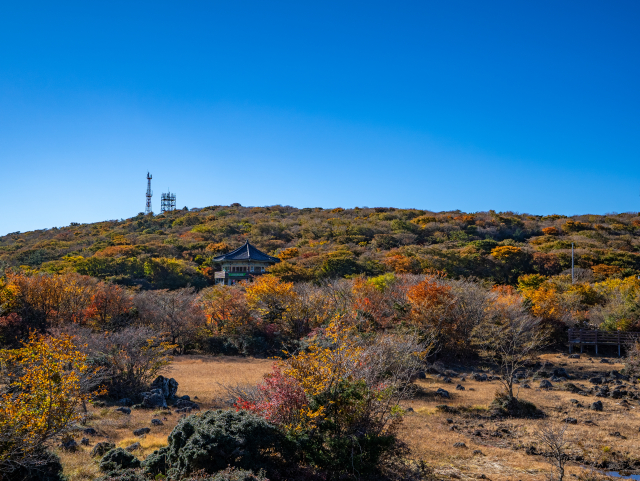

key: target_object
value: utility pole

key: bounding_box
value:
[571,243,574,284]
[145,172,153,215]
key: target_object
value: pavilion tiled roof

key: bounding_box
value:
[212,240,280,263]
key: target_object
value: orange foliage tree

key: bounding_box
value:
[406,275,456,345]
[383,253,421,274]
[86,282,133,329]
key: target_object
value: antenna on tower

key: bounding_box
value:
[145,172,153,215]
[161,188,176,214]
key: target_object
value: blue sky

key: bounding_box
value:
[1,1,639,235]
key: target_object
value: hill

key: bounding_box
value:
[2,205,640,288]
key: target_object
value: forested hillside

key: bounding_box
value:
[2,205,640,288]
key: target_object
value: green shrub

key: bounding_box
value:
[4,450,66,481]
[143,410,294,479]
[99,448,141,473]
[182,468,269,481]
[293,379,397,476]
[489,392,543,418]
[95,469,146,481]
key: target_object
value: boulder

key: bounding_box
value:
[174,399,199,410]
[116,407,131,415]
[610,388,627,399]
[125,442,142,452]
[539,380,553,389]
[91,442,115,458]
[564,383,581,393]
[151,376,179,400]
[436,388,450,399]
[151,418,164,426]
[443,376,453,383]
[589,377,603,385]
[563,417,578,424]
[142,389,167,409]
[81,438,90,446]
[600,358,610,364]
[453,442,467,448]
[179,395,190,401]
[611,370,630,381]
[60,438,78,452]
[473,373,488,382]
[83,427,98,436]
[590,401,603,411]
[134,427,151,436]
[553,368,569,378]
[455,384,465,390]
[569,354,580,359]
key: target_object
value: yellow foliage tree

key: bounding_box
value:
[277,247,299,260]
[244,275,301,337]
[200,285,253,335]
[491,245,523,260]
[0,333,104,471]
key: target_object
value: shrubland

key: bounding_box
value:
[2,206,640,479]
[3,206,640,289]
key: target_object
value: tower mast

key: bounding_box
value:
[145,172,153,214]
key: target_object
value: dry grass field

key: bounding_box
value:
[56,352,638,481]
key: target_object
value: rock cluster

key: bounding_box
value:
[141,375,180,408]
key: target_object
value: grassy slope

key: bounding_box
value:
[2,205,640,286]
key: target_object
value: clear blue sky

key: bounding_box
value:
[1,1,639,235]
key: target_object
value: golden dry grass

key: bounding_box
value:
[400,353,637,480]
[56,352,639,481]
[162,354,273,405]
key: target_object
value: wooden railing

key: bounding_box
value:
[568,329,640,356]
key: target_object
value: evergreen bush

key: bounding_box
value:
[99,448,141,473]
[142,410,294,479]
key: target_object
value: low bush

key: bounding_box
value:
[183,468,269,481]
[143,410,294,479]
[99,448,141,473]
[489,391,544,418]
[96,469,146,481]
[3,450,66,481]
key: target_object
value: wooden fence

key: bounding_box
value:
[568,329,640,356]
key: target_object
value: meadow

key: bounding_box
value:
[54,352,637,481]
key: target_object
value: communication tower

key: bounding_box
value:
[161,190,177,214]
[145,172,153,214]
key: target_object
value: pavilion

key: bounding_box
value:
[212,240,280,285]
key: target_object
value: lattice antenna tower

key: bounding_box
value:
[145,172,153,214]
[161,189,176,214]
